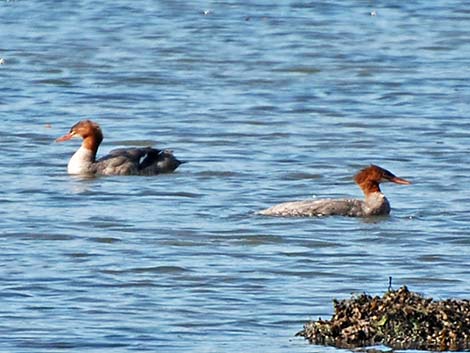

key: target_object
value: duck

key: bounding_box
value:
[258,165,411,217]
[56,120,184,176]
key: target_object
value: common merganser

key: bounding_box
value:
[56,120,184,176]
[258,165,411,217]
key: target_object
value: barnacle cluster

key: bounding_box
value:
[297,286,470,351]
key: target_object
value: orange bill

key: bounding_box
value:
[55,132,75,142]
[390,176,411,185]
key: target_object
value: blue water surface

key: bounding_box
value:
[0,1,469,352]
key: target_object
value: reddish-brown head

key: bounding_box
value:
[56,120,103,152]
[354,165,411,194]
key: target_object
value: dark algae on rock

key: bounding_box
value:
[297,286,470,351]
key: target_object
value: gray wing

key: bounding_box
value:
[138,149,184,175]
[106,147,154,161]
[258,199,365,217]
[95,148,154,175]
[96,147,183,176]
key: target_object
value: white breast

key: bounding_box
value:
[67,146,94,175]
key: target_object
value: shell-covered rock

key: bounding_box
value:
[297,286,470,351]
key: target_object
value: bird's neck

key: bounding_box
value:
[82,135,101,158]
[67,135,102,175]
[359,181,381,196]
[67,145,96,175]
[363,192,390,216]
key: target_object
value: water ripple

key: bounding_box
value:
[1,1,470,352]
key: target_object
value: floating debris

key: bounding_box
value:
[297,286,470,351]
[0,58,5,65]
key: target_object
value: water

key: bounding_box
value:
[1,1,470,352]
